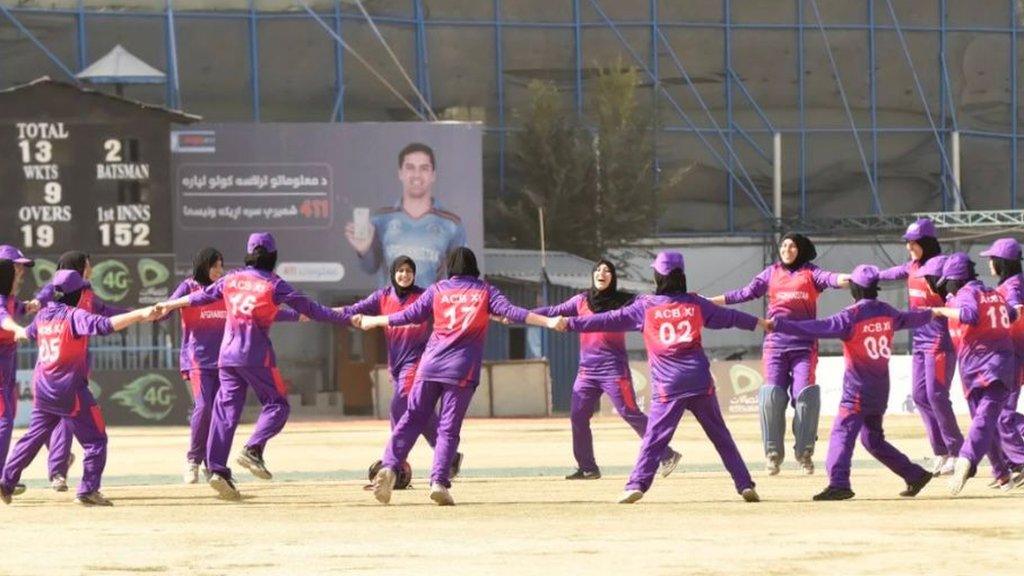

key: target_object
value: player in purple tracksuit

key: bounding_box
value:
[349,255,464,487]
[0,270,156,506]
[533,259,681,480]
[710,233,849,475]
[564,252,764,504]
[164,247,302,484]
[877,218,963,477]
[34,251,129,492]
[771,265,934,500]
[931,252,1020,495]
[979,238,1024,485]
[155,232,352,500]
[0,247,36,498]
[358,247,559,506]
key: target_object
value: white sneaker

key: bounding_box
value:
[617,489,644,504]
[184,461,200,484]
[797,451,815,475]
[429,482,455,506]
[948,457,972,496]
[208,473,241,501]
[765,452,781,476]
[658,450,682,478]
[741,488,760,502]
[51,474,68,493]
[373,467,396,505]
[931,455,954,476]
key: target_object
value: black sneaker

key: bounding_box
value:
[449,452,464,479]
[565,469,601,480]
[237,446,272,480]
[812,486,855,501]
[900,473,932,497]
[12,484,25,496]
[0,485,12,505]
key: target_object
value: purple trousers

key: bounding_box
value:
[570,372,671,472]
[383,379,473,488]
[390,379,438,447]
[45,421,73,480]
[911,349,963,457]
[626,392,753,494]
[186,368,220,465]
[1,388,107,497]
[762,347,817,399]
[826,408,929,490]
[0,353,16,472]
[207,366,291,479]
[961,382,1011,479]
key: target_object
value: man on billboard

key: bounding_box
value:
[345,143,467,287]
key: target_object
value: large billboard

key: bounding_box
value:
[171,123,483,292]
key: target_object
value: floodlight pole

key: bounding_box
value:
[951,130,962,212]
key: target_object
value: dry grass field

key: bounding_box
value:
[2,413,1022,576]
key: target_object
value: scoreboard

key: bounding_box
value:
[0,78,195,305]
[0,119,171,254]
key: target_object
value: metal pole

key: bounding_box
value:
[539,207,547,272]
[951,129,961,211]
[773,131,782,223]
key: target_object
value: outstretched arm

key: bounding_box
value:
[719,268,771,305]
[772,310,852,340]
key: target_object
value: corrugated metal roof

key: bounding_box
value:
[0,76,201,122]
[484,248,648,293]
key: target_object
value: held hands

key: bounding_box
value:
[344,221,376,255]
[489,315,511,325]
[545,316,568,332]
[23,299,40,314]
[836,274,851,287]
[12,326,28,343]
[758,317,774,332]
[299,314,311,323]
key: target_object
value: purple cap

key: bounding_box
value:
[52,270,88,295]
[651,251,685,275]
[902,218,938,242]
[247,232,276,253]
[850,264,880,288]
[939,252,973,284]
[980,238,1022,261]
[914,254,948,278]
[0,245,34,267]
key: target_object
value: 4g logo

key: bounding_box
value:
[109,373,179,422]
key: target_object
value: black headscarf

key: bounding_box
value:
[390,255,418,298]
[446,247,480,278]
[192,247,223,287]
[654,269,687,295]
[942,261,978,296]
[992,257,1023,286]
[915,237,942,264]
[57,251,90,275]
[925,275,947,299]
[780,233,817,271]
[587,259,633,313]
[0,260,14,297]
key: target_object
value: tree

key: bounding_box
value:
[488,63,657,260]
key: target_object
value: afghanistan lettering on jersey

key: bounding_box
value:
[181,280,227,331]
[767,267,818,318]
